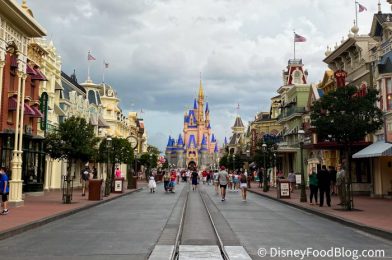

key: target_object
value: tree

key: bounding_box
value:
[311,85,383,209]
[44,117,99,203]
[219,154,229,169]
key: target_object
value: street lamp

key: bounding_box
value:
[298,129,307,202]
[262,143,268,192]
[232,154,235,171]
[104,136,112,196]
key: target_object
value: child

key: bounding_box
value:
[148,174,156,193]
[0,167,9,215]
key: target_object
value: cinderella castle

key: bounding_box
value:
[165,79,219,169]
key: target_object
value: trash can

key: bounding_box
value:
[88,179,103,201]
[128,176,137,189]
[277,179,290,199]
[114,177,125,193]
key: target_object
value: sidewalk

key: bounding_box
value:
[248,182,392,240]
[0,181,147,240]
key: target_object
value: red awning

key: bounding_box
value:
[11,56,18,68]
[30,106,43,118]
[26,65,37,76]
[31,68,47,81]
[8,97,17,111]
[23,103,35,116]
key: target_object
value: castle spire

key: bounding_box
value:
[198,73,204,99]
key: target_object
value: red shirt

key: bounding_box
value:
[202,171,208,177]
[170,172,176,181]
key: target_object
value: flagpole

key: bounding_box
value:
[102,60,105,83]
[355,1,358,28]
[293,31,296,59]
[87,50,91,81]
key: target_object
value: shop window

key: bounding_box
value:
[386,78,392,110]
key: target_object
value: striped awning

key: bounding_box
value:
[30,106,43,118]
[23,103,35,116]
[352,141,392,158]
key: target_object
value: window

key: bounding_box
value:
[386,78,392,110]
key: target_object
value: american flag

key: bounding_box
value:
[87,51,96,61]
[357,2,367,13]
[294,33,306,43]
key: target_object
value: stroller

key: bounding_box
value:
[165,180,175,193]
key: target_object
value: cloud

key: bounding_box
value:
[26,0,389,151]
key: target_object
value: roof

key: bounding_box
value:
[193,98,197,109]
[61,71,86,94]
[229,133,242,145]
[233,116,244,128]
[211,134,216,142]
[188,134,197,148]
[177,134,184,146]
[370,13,392,37]
[352,141,392,158]
[201,135,207,146]
[205,102,209,113]
[214,143,219,153]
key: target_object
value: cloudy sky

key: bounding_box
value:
[25,0,390,151]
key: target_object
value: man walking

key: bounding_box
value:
[218,166,229,201]
[317,165,331,207]
[80,164,90,196]
[0,167,9,215]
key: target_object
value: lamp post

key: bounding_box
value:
[232,154,235,171]
[104,136,112,196]
[262,143,269,192]
[298,129,307,202]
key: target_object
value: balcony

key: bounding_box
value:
[277,107,306,122]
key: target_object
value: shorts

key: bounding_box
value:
[192,179,198,185]
[1,192,9,202]
[220,184,227,189]
[240,183,247,189]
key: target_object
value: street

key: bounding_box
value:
[1,183,391,260]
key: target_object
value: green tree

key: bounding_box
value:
[311,85,383,210]
[44,116,99,203]
[219,154,229,169]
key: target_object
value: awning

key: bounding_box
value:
[8,97,17,110]
[55,81,63,90]
[23,103,35,116]
[26,65,37,76]
[31,68,47,81]
[54,104,66,116]
[352,141,392,158]
[98,115,110,128]
[30,106,43,118]
[89,116,98,126]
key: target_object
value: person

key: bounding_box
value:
[0,167,9,215]
[202,170,208,184]
[115,167,122,178]
[148,174,156,193]
[228,171,233,191]
[336,164,346,206]
[191,168,199,191]
[170,170,177,193]
[239,171,248,201]
[233,171,239,192]
[185,170,190,183]
[163,171,171,192]
[317,165,331,207]
[213,170,220,194]
[218,166,229,201]
[308,167,318,205]
[176,169,180,184]
[287,170,296,192]
[329,166,337,196]
[92,166,98,179]
[80,165,90,196]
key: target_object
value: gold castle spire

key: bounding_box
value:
[198,72,204,99]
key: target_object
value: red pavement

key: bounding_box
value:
[248,182,392,235]
[0,181,147,238]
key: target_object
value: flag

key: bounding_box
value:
[358,2,367,12]
[87,51,96,61]
[294,33,306,42]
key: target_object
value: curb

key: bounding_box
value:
[248,189,392,241]
[0,186,145,241]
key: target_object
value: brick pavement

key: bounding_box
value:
[248,182,392,238]
[0,181,147,240]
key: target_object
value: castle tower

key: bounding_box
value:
[176,134,185,168]
[200,134,208,169]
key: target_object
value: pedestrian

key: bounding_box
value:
[287,170,296,192]
[206,170,211,185]
[239,171,248,201]
[0,167,9,215]
[308,167,318,205]
[191,167,199,191]
[213,170,219,194]
[233,171,239,192]
[228,171,233,191]
[163,171,170,192]
[176,169,180,184]
[80,164,90,196]
[92,166,98,179]
[336,164,346,206]
[170,170,177,193]
[218,166,229,201]
[317,165,331,207]
[202,169,208,184]
[329,166,337,196]
[115,167,122,178]
[148,173,156,193]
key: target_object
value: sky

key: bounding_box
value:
[24,0,391,151]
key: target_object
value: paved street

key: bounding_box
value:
[0,184,185,260]
[1,183,392,260]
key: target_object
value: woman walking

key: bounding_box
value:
[308,167,318,205]
[213,170,220,194]
[239,171,248,201]
[191,167,199,191]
